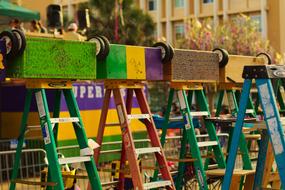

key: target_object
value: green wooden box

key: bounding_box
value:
[97,44,127,79]
[6,37,97,79]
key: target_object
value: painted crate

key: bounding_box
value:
[97,44,163,80]
[220,55,266,83]
[6,37,97,79]
[163,49,220,82]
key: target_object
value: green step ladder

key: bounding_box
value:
[214,86,258,190]
[153,82,226,190]
[215,86,257,165]
[222,64,285,189]
[9,80,102,190]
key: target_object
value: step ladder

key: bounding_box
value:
[93,80,175,190]
[9,79,102,190]
[214,85,259,190]
[222,65,285,190]
[153,82,226,190]
[215,85,258,165]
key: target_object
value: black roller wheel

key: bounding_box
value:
[97,35,110,59]
[0,30,19,60]
[153,42,174,64]
[256,52,272,65]
[213,48,229,68]
[87,35,109,60]
[12,29,26,56]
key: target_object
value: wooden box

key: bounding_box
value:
[6,37,97,80]
[219,55,266,83]
[96,44,163,80]
[163,49,220,82]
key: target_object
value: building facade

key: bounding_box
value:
[18,0,285,53]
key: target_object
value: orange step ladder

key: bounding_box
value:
[93,80,176,190]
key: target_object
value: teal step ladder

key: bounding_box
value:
[9,80,102,190]
[222,65,285,189]
[153,82,226,190]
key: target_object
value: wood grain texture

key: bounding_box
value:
[7,37,97,80]
[220,55,266,83]
[126,46,146,80]
[164,49,219,82]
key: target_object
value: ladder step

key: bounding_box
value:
[50,117,79,124]
[197,141,218,148]
[58,156,91,165]
[190,111,209,117]
[127,114,150,120]
[143,180,172,189]
[169,111,210,121]
[245,109,255,114]
[135,147,161,156]
[105,122,120,127]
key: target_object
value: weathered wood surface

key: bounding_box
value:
[164,49,219,82]
[220,55,266,83]
[7,37,97,79]
[97,44,163,80]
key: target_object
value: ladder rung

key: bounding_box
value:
[197,141,218,148]
[58,156,91,165]
[169,112,209,121]
[105,123,120,127]
[244,134,261,140]
[50,117,79,124]
[169,116,183,122]
[135,147,161,156]
[26,125,41,130]
[245,109,255,114]
[208,164,218,169]
[143,180,172,189]
[190,111,209,117]
[12,179,57,186]
[127,114,150,120]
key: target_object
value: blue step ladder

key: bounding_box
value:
[222,64,285,190]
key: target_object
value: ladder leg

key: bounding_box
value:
[118,89,133,189]
[256,79,285,187]
[135,88,175,189]
[253,129,269,189]
[9,90,33,190]
[53,89,62,146]
[177,89,208,190]
[276,80,285,114]
[215,90,225,117]
[175,128,188,190]
[93,89,112,164]
[222,79,252,190]
[45,90,62,190]
[152,88,174,181]
[228,90,252,170]
[63,89,102,190]
[35,89,65,190]
[113,89,144,190]
[196,90,226,168]
[118,141,127,189]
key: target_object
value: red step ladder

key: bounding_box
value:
[93,80,175,190]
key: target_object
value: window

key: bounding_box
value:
[250,15,262,32]
[148,0,157,11]
[175,0,184,8]
[175,23,185,39]
[203,0,213,3]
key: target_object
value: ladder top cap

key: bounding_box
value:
[243,65,285,79]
